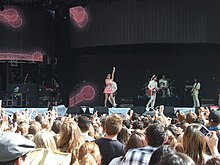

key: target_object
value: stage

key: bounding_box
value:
[3,105,201,118]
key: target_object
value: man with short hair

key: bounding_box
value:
[95,114,124,165]
[121,123,167,165]
[0,132,35,165]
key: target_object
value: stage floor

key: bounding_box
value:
[3,105,199,118]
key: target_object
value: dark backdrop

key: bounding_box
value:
[69,44,220,107]
[70,0,220,48]
[0,6,55,57]
[68,0,220,106]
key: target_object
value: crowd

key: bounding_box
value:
[0,105,220,165]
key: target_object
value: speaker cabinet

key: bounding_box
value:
[66,106,84,115]
[94,106,108,116]
[132,106,146,114]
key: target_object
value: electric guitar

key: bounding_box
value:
[147,88,158,96]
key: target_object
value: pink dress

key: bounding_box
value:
[103,83,113,94]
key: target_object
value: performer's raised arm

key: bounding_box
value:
[111,67,116,81]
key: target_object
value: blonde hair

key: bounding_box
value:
[78,142,101,165]
[57,117,84,164]
[34,129,57,151]
[16,122,29,135]
[41,119,51,130]
[182,124,206,165]
[105,114,123,136]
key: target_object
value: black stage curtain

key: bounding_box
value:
[71,0,220,48]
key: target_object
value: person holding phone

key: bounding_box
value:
[182,124,213,164]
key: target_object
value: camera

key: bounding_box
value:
[198,125,211,138]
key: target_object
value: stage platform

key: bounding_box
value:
[3,105,201,118]
[3,105,219,118]
[67,106,196,117]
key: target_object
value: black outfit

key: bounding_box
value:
[95,138,124,165]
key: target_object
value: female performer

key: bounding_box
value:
[104,67,116,107]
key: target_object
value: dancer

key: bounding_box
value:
[104,67,116,107]
[146,75,159,110]
[108,81,118,107]
[191,78,201,107]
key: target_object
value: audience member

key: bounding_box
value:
[149,145,176,165]
[34,129,57,150]
[208,110,220,152]
[25,149,71,165]
[0,132,35,165]
[205,156,220,165]
[95,114,124,165]
[57,117,84,164]
[78,115,95,142]
[182,124,211,165]
[109,131,147,165]
[78,142,101,165]
[185,112,197,124]
[117,126,130,145]
[121,123,167,165]
[157,152,195,165]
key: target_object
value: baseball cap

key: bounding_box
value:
[0,132,35,162]
[209,111,220,123]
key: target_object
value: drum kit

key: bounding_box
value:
[142,76,176,98]
[158,77,175,98]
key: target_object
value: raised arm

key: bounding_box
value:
[111,67,116,81]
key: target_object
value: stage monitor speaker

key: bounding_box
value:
[66,106,84,115]
[164,106,174,117]
[131,106,146,114]
[94,106,108,116]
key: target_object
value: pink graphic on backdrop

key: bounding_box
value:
[0,52,43,62]
[70,6,88,28]
[0,8,22,28]
[69,85,95,107]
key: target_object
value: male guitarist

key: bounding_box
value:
[146,75,159,110]
[191,78,201,107]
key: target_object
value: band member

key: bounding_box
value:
[146,75,159,110]
[47,79,60,107]
[108,81,118,107]
[159,75,171,97]
[191,78,201,107]
[104,67,116,107]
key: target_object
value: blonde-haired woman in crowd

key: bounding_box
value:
[34,129,57,151]
[182,124,211,165]
[78,142,101,165]
[57,117,84,164]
